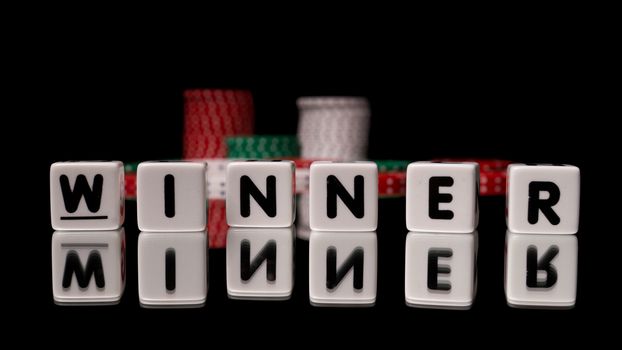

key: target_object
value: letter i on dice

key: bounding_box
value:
[136,161,208,307]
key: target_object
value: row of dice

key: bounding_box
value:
[51,161,580,233]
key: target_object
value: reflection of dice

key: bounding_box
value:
[226,227,294,300]
[309,161,378,231]
[50,161,124,231]
[138,231,208,307]
[406,162,479,233]
[226,161,295,227]
[309,231,377,306]
[505,232,577,308]
[52,229,126,304]
[137,161,207,232]
[405,231,476,309]
[507,164,580,234]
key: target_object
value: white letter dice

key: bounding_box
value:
[309,161,378,231]
[507,164,580,234]
[137,161,207,232]
[50,161,124,231]
[406,162,479,233]
[226,161,295,227]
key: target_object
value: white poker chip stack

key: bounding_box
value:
[296,97,371,161]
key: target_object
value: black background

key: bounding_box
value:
[15,34,611,343]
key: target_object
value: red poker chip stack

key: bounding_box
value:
[125,173,137,200]
[378,172,407,198]
[208,199,228,249]
[473,159,510,196]
[183,89,254,159]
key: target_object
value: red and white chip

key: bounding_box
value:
[378,171,407,197]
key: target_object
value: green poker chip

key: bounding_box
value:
[227,135,300,159]
[374,160,410,172]
[124,161,140,173]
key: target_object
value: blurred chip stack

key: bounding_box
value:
[124,162,139,200]
[183,89,255,249]
[435,158,511,196]
[297,97,371,160]
[183,89,254,159]
[226,135,300,159]
[478,159,511,196]
[295,97,371,238]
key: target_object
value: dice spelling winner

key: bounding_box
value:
[50,160,580,309]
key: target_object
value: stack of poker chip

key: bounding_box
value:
[183,89,255,249]
[183,89,254,159]
[226,135,300,159]
[124,162,139,200]
[435,158,511,196]
[297,97,371,160]
[478,159,511,196]
[375,160,408,199]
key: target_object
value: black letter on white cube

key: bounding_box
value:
[164,175,176,218]
[240,175,277,218]
[60,174,105,216]
[528,181,561,225]
[327,175,364,219]
[429,176,454,220]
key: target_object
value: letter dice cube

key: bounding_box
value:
[309,161,378,231]
[406,161,479,233]
[226,161,295,227]
[507,164,580,234]
[137,161,207,232]
[50,161,124,231]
